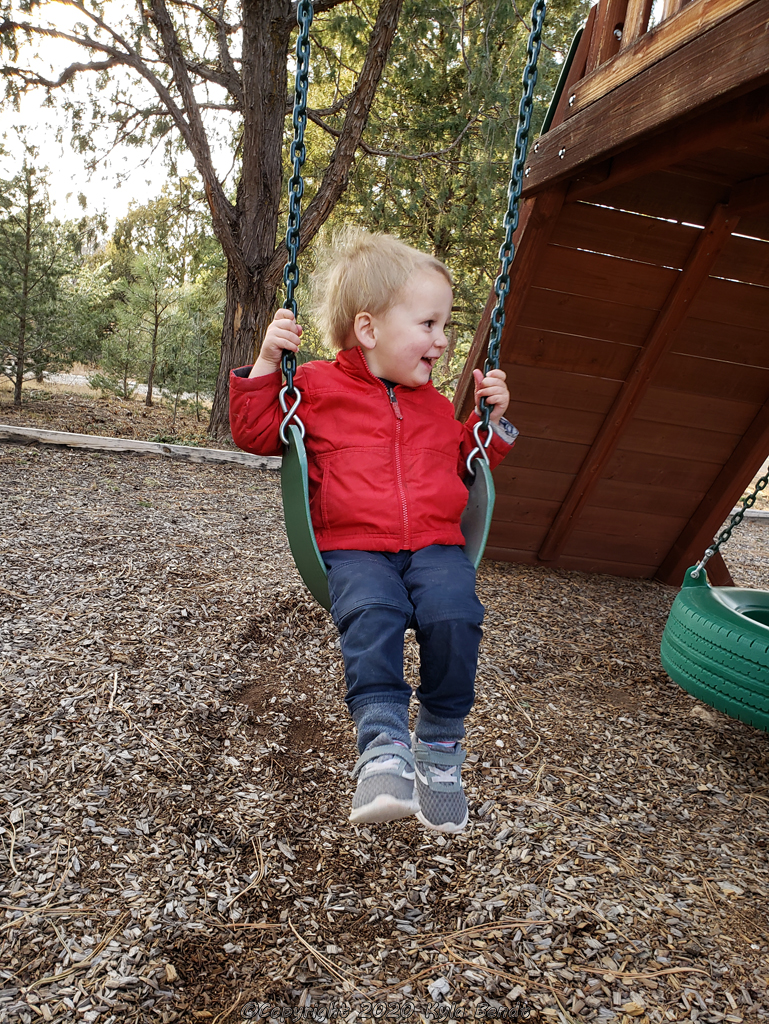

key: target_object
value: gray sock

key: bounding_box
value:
[415,706,465,744]
[352,701,410,752]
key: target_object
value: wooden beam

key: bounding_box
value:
[571,0,757,118]
[656,394,769,585]
[0,424,282,470]
[729,172,769,214]
[566,85,769,203]
[621,0,654,48]
[454,185,568,420]
[537,203,741,563]
[704,550,736,587]
[522,0,769,195]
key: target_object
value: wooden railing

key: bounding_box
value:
[548,0,759,130]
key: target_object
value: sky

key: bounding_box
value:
[0,88,196,226]
[0,2,214,228]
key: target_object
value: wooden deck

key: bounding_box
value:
[457,0,769,585]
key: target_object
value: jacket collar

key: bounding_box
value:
[334,344,430,391]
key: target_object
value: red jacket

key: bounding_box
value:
[229,346,511,553]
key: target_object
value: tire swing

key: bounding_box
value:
[660,469,769,732]
[276,0,546,611]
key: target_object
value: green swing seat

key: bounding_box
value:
[661,567,769,733]
[281,423,495,612]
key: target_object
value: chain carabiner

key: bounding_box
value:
[466,420,493,476]
[279,385,306,446]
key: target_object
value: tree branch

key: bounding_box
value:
[265,0,405,289]
[306,108,483,160]
[149,0,246,285]
[291,92,350,118]
[1,56,123,89]
[216,0,243,107]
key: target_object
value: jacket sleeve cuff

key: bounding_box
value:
[229,366,282,389]
[491,417,518,445]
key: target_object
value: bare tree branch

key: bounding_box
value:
[2,56,123,89]
[149,0,245,284]
[265,0,405,289]
[288,91,350,117]
[169,0,240,33]
[307,108,483,161]
[216,0,243,107]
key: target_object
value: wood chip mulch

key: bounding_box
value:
[1,441,768,1024]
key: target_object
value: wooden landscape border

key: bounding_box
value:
[0,424,281,471]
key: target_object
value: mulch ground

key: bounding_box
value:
[1,413,768,1024]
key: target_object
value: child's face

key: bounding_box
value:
[355,269,452,387]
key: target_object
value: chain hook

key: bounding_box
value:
[279,386,305,446]
[466,420,493,476]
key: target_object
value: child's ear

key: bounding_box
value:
[353,311,376,350]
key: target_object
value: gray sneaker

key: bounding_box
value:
[349,734,418,824]
[413,738,468,833]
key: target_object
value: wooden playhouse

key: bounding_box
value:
[456,0,769,586]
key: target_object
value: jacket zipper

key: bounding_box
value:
[386,385,410,549]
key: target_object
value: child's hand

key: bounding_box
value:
[473,368,509,423]
[249,309,302,378]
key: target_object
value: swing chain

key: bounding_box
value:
[692,469,769,577]
[475,0,546,459]
[468,0,545,473]
[281,0,313,400]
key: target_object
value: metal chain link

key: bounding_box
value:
[468,0,546,473]
[692,470,769,577]
[484,0,547,408]
[281,0,313,400]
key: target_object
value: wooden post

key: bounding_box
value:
[622,0,654,47]
[537,203,741,563]
[586,0,631,74]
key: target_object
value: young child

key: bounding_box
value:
[229,229,515,833]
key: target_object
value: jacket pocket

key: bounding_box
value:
[315,446,400,539]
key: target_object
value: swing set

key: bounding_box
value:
[271,0,769,730]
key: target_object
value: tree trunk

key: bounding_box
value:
[146,312,160,407]
[208,262,279,437]
[14,173,33,408]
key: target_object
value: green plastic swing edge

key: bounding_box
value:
[282,429,495,610]
[281,424,331,611]
[461,457,496,570]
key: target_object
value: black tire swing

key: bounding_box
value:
[276,0,547,611]
[660,469,769,732]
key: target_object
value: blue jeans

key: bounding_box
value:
[323,546,484,749]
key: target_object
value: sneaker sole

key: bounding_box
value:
[350,795,419,824]
[415,809,469,834]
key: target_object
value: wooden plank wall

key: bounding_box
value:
[471,2,769,580]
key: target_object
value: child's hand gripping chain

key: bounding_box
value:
[250,308,303,379]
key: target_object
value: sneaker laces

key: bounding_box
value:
[427,764,459,785]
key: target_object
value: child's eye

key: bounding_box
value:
[424,320,434,328]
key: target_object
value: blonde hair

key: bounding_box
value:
[312,227,452,350]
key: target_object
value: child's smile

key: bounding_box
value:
[356,269,453,388]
